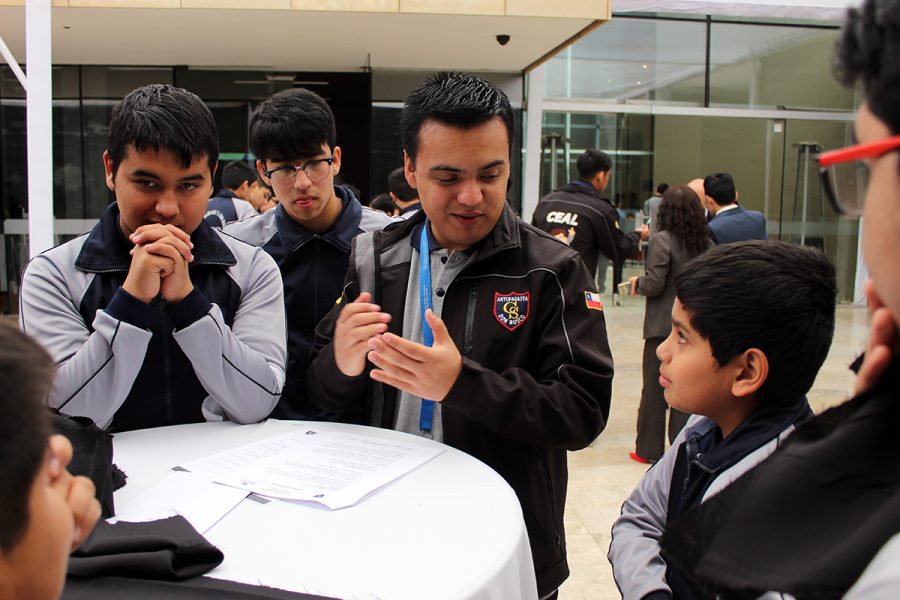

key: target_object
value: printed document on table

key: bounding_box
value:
[177,427,445,510]
[109,471,249,533]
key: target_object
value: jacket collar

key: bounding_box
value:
[399,202,421,215]
[213,188,239,201]
[398,203,521,262]
[75,202,236,273]
[711,205,743,219]
[273,185,362,252]
[685,395,812,475]
[560,180,613,205]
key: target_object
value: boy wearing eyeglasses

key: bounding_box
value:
[658,0,900,596]
[225,88,395,420]
[19,84,287,431]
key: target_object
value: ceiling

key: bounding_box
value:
[0,6,602,73]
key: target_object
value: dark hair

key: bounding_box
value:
[675,240,836,405]
[249,88,336,162]
[703,172,737,206]
[107,84,218,177]
[834,0,900,135]
[387,167,417,202]
[656,185,711,257]
[576,149,612,179]
[399,72,515,165]
[657,183,670,194]
[370,193,397,215]
[221,160,257,190]
[0,324,54,552]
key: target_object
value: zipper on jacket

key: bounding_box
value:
[535,450,563,552]
[463,285,477,356]
[308,238,321,418]
[164,305,173,424]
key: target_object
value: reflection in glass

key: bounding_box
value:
[545,17,707,105]
[709,24,853,111]
[81,100,117,218]
[540,112,652,210]
[53,101,86,219]
[81,66,172,98]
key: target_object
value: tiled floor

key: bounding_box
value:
[559,278,872,599]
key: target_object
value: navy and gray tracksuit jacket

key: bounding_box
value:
[609,398,811,600]
[19,202,287,432]
[224,186,396,419]
[204,189,258,229]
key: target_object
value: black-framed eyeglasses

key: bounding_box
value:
[817,135,900,217]
[263,156,334,186]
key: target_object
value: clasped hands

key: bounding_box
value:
[334,292,462,402]
[123,224,194,304]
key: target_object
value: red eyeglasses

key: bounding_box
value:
[818,134,900,216]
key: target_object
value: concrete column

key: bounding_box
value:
[522,63,546,223]
[26,0,55,257]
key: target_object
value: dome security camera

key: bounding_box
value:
[496,34,511,46]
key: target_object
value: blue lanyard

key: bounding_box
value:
[418,220,436,432]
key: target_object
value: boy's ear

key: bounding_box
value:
[103,151,116,191]
[235,180,251,196]
[731,348,768,399]
[404,150,418,190]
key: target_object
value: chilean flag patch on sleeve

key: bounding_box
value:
[584,291,604,311]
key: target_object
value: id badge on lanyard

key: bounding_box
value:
[418,220,436,432]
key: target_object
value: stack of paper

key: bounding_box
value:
[112,426,445,530]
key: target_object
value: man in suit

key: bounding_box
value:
[704,172,767,244]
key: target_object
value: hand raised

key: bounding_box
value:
[48,435,101,550]
[367,309,462,402]
[334,292,392,377]
[854,279,899,396]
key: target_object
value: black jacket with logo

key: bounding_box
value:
[532,180,641,276]
[307,205,614,597]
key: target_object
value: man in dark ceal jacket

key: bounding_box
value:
[306,72,614,600]
[532,148,644,278]
[225,88,395,420]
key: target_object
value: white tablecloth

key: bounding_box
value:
[112,419,538,600]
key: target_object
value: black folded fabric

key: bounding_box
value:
[62,575,337,599]
[51,410,122,518]
[68,516,223,580]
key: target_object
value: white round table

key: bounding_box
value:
[112,419,538,600]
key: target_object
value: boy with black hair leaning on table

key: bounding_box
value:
[608,240,837,600]
[19,84,287,432]
[0,323,101,600]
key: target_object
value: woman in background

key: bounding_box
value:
[629,185,711,463]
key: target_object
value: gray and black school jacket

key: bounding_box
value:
[608,398,811,600]
[19,202,287,432]
[224,186,396,419]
